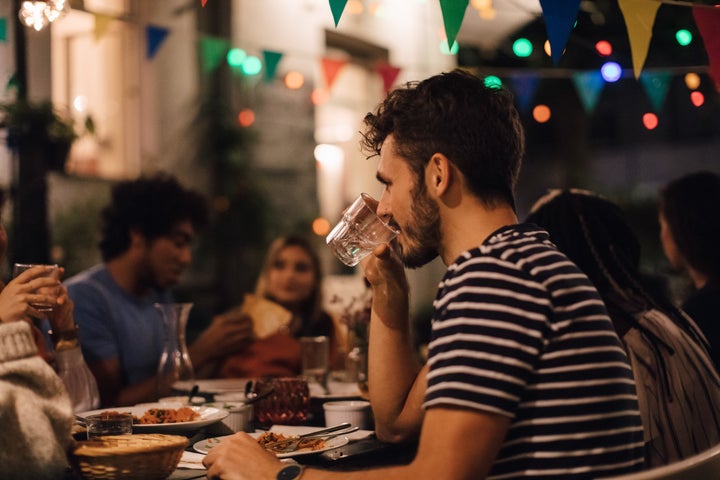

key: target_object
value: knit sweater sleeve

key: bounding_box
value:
[0,321,74,480]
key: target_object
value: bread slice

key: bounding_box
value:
[241,293,293,338]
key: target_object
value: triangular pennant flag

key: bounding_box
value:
[572,70,605,113]
[199,36,230,73]
[0,18,7,42]
[146,25,170,60]
[618,0,661,79]
[329,0,348,27]
[201,0,208,6]
[639,71,672,112]
[93,14,114,42]
[5,73,18,91]
[376,62,401,92]
[510,74,540,113]
[693,6,720,93]
[539,0,581,65]
[262,50,283,83]
[439,0,469,51]
[321,57,348,90]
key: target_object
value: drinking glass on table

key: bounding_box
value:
[12,263,60,313]
[300,335,330,393]
[326,193,399,267]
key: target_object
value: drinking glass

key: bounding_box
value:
[254,377,310,426]
[326,193,399,267]
[12,263,60,313]
[86,412,133,440]
[300,336,330,392]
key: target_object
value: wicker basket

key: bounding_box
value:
[71,433,189,480]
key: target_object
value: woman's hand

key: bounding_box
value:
[0,265,61,324]
[189,309,254,368]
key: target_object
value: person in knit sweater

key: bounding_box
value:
[0,320,74,479]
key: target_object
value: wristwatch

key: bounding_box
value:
[277,464,305,480]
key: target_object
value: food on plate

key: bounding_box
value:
[241,293,293,338]
[101,407,200,424]
[256,431,327,452]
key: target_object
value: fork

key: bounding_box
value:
[261,423,354,450]
[269,426,360,453]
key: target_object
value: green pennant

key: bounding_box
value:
[639,71,672,112]
[0,18,7,42]
[5,73,19,91]
[572,70,605,113]
[262,50,283,83]
[329,0,348,28]
[439,0,469,50]
[200,36,230,73]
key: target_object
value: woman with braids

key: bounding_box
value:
[659,171,720,371]
[526,188,720,468]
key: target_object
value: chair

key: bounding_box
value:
[598,443,720,479]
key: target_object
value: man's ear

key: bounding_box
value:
[426,153,451,196]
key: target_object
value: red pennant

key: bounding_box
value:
[321,57,348,90]
[201,0,208,7]
[376,63,401,92]
[693,6,720,92]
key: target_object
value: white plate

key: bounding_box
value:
[174,378,250,394]
[79,403,228,433]
[193,432,350,458]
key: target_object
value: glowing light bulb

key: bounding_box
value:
[533,105,551,123]
[676,29,693,46]
[690,91,704,107]
[642,113,658,130]
[227,48,247,68]
[595,40,612,56]
[241,56,262,76]
[601,62,622,82]
[312,217,331,236]
[237,109,255,127]
[513,38,533,58]
[284,71,304,90]
[684,73,701,90]
[484,75,502,89]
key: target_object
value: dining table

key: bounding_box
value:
[164,377,418,479]
[68,376,417,479]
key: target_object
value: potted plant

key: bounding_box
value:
[0,99,78,171]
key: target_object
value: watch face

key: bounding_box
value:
[277,464,304,480]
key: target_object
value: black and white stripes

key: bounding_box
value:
[424,224,645,479]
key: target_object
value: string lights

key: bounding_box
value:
[18,0,70,32]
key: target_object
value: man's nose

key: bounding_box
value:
[376,194,392,222]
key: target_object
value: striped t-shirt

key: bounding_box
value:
[424,224,645,479]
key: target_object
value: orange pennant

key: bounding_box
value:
[375,62,401,93]
[321,57,348,90]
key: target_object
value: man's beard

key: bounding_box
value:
[399,185,441,269]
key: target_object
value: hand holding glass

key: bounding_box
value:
[326,193,399,267]
[12,263,61,313]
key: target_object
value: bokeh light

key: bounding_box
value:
[600,62,622,82]
[595,40,612,56]
[241,56,262,75]
[237,109,255,127]
[690,91,705,107]
[227,48,247,68]
[311,88,329,105]
[312,217,331,236]
[675,29,693,46]
[347,0,364,15]
[543,40,551,56]
[684,73,701,90]
[532,104,551,123]
[512,38,533,57]
[284,71,304,90]
[642,113,658,130]
[484,75,502,89]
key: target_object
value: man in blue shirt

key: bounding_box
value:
[66,174,253,407]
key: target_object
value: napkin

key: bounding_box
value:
[178,451,207,469]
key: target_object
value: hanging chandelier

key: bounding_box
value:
[18,0,71,32]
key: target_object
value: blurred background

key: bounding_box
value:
[0,0,718,337]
